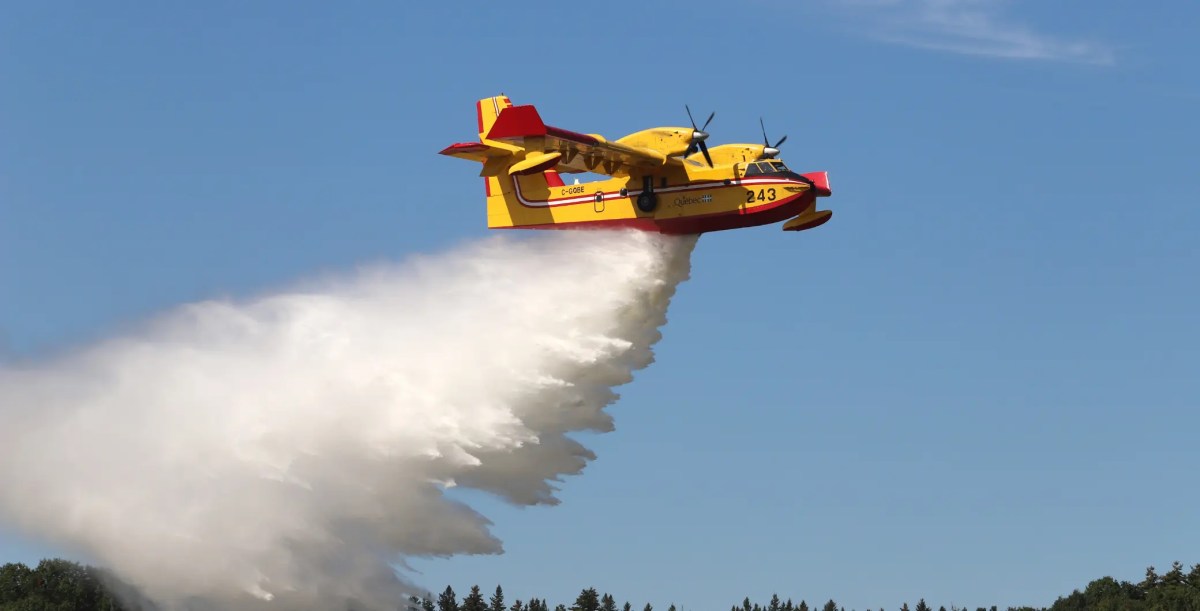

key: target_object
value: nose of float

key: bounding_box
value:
[782,209,832,232]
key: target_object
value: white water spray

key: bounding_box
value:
[0,229,697,610]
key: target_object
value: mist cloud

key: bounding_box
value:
[0,229,697,610]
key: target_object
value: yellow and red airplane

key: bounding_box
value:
[440,95,832,234]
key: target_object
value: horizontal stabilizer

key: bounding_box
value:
[439,141,509,163]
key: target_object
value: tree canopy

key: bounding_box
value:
[2,558,1198,611]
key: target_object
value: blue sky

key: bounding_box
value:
[2,1,1198,609]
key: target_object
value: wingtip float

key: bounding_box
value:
[440,94,833,235]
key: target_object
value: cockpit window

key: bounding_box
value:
[744,161,788,176]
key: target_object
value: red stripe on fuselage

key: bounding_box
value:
[511,176,806,207]
[496,192,816,235]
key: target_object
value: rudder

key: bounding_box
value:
[477,95,513,140]
[446,94,560,229]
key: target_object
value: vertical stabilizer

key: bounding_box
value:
[477,95,513,140]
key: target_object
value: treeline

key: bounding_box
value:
[717,559,1200,611]
[1042,562,1200,611]
[0,558,127,611]
[2,558,1199,611]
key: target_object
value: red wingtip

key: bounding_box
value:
[439,142,489,155]
[802,171,832,196]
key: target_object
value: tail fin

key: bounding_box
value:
[441,94,561,229]
[476,95,513,140]
[477,95,514,205]
[475,94,557,222]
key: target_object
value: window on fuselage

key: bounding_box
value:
[744,162,788,176]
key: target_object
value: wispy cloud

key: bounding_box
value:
[829,0,1114,65]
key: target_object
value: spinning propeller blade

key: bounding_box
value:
[758,117,787,159]
[684,104,715,167]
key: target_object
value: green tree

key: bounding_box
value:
[1162,561,1186,587]
[511,599,524,611]
[463,585,486,611]
[0,559,134,611]
[31,559,97,611]
[0,563,33,604]
[624,602,632,611]
[822,600,838,611]
[643,604,653,611]
[798,601,809,611]
[491,585,506,611]
[743,598,753,611]
[424,595,437,611]
[769,594,782,611]
[572,588,600,611]
[1140,566,1159,591]
[601,593,618,611]
[915,600,930,611]
[438,586,460,611]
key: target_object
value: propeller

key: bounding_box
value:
[683,104,715,167]
[757,117,787,159]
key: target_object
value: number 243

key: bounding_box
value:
[747,188,776,203]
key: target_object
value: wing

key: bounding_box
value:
[483,105,686,177]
